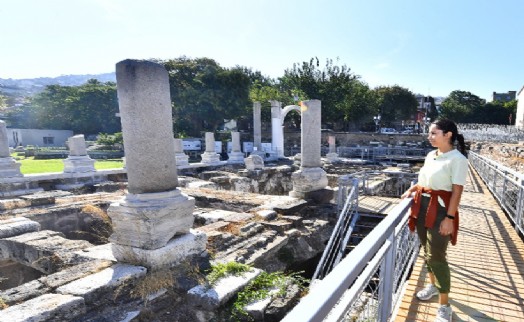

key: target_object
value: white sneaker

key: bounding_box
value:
[416,284,439,300]
[435,304,452,322]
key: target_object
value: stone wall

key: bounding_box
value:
[471,142,524,173]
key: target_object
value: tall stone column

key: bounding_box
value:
[290,100,329,200]
[253,102,262,151]
[108,59,205,268]
[326,134,339,163]
[174,138,189,167]
[0,120,22,178]
[200,132,221,165]
[228,131,244,164]
[63,134,95,173]
[252,102,265,158]
[270,100,284,158]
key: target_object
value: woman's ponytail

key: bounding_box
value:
[456,134,466,156]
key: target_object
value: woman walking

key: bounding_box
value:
[401,118,468,322]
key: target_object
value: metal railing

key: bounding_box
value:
[313,176,359,281]
[337,146,432,163]
[469,151,524,235]
[283,171,419,322]
[282,196,418,322]
[339,170,418,198]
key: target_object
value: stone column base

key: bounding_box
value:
[289,167,328,199]
[175,153,189,166]
[111,229,207,269]
[63,156,95,173]
[0,157,23,178]
[108,189,195,250]
[227,152,244,164]
[326,153,339,163]
[201,152,221,164]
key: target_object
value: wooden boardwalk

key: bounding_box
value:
[394,167,524,321]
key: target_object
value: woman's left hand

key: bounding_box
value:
[439,218,454,236]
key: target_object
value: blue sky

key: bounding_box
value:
[1,0,522,101]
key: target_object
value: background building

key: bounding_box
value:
[6,128,73,147]
[492,91,516,102]
[516,86,524,129]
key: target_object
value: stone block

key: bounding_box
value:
[255,209,277,221]
[39,259,114,289]
[0,293,86,322]
[110,230,207,269]
[0,198,31,210]
[0,280,50,306]
[201,151,221,165]
[289,167,328,199]
[227,151,245,164]
[108,189,195,250]
[245,154,264,170]
[0,217,40,239]
[63,155,96,173]
[0,230,93,273]
[261,221,292,234]
[74,244,117,262]
[187,268,262,310]
[195,209,239,225]
[0,157,23,178]
[56,264,147,305]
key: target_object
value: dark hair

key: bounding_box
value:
[432,118,466,156]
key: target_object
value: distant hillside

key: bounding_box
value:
[0,73,116,97]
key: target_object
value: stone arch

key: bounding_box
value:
[270,102,302,158]
[281,105,301,126]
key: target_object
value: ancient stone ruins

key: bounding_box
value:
[0,59,465,321]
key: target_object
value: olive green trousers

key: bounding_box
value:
[415,196,451,293]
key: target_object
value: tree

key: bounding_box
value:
[440,90,483,122]
[373,86,418,125]
[161,57,252,137]
[0,93,6,110]
[279,57,377,130]
[14,80,120,134]
[472,100,516,124]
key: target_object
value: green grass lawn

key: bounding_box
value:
[15,156,124,175]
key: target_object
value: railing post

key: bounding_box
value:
[516,179,524,232]
[501,171,507,207]
[378,232,396,321]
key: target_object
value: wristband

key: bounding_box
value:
[445,214,455,220]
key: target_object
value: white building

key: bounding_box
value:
[6,128,73,147]
[516,86,524,129]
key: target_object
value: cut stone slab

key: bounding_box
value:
[19,190,72,206]
[56,263,147,305]
[0,217,40,239]
[196,209,239,225]
[255,209,277,221]
[261,221,293,234]
[39,259,114,289]
[187,268,262,310]
[0,198,30,210]
[0,230,94,273]
[74,243,117,262]
[196,221,231,233]
[0,293,86,322]
[223,212,254,223]
[259,198,308,216]
[0,279,50,307]
[244,287,280,321]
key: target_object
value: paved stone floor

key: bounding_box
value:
[394,166,524,322]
